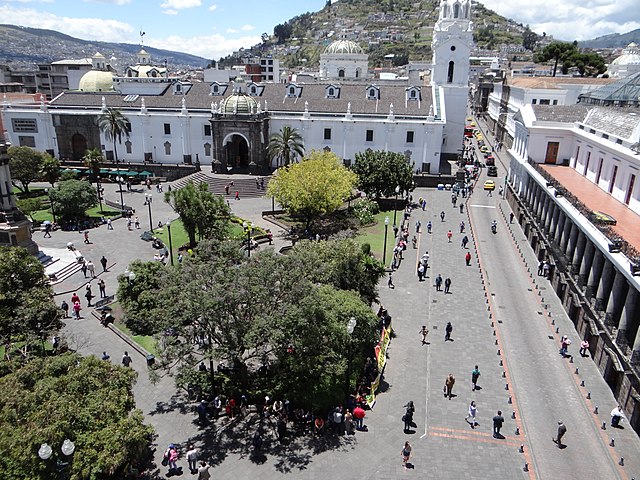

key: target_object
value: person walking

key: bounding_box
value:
[388,272,394,289]
[98,278,106,298]
[61,300,69,318]
[86,260,96,278]
[164,444,179,473]
[134,216,140,229]
[419,325,429,345]
[427,221,432,234]
[435,274,443,291]
[101,351,110,361]
[559,335,571,357]
[611,405,624,428]
[471,365,481,391]
[73,301,82,319]
[85,284,93,307]
[81,261,88,278]
[444,374,455,399]
[493,410,505,438]
[401,441,412,469]
[444,277,451,294]
[415,220,421,233]
[509,212,514,223]
[43,223,52,238]
[579,339,590,357]
[403,401,415,432]
[197,461,211,480]
[461,235,469,248]
[417,263,425,282]
[100,255,108,272]
[186,445,199,474]
[127,218,132,231]
[459,221,465,233]
[440,211,445,222]
[459,203,464,213]
[465,251,472,266]
[553,421,567,447]
[122,351,132,367]
[83,231,90,244]
[447,230,453,242]
[107,218,113,230]
[465,401,478,428]
[445,321,453,341]
[353,405,366,431]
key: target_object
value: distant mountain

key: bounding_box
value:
[579,29,640,49]
[0,24,208,71]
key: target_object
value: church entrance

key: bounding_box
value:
[71,133,87,161]
[224,134,249,172]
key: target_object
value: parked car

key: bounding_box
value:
[487,166,498,177]
[480,146,490,154]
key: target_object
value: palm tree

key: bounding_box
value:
[97,108,129,164]
[266,126,305,167]
[83,148,104,212]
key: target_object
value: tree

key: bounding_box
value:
[16,197,43,221]
[0,247,61,361]
[40,154,60,187]
[352,150,414,199]
[267,126,305,167]
[8,146,44,194]
[82,148,103,180]
[0,353,154,480]
[267,150,357,228]
[164,181,230,247]
[522,25,538,51]
[534,41,578,77]
[273,22,293,43]
[569,51,606,77]
[97,108,129,164]
[49,179,97,221]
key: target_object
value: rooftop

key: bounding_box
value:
[508,76,614,89]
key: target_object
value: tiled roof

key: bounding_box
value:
[509,76,614,89]
[582,107,640,140]
[531,105,591,123]
[51,81,434,117]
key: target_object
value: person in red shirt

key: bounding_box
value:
[353,406,366,431]
[465,251,472,266]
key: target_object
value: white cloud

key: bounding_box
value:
[240,24,254,32]
[162,9,178,15]
[0,5,135,42]
[150,32,262,60]
[159,0,201,10]
[208,3,217,11]
[226,28,238,34]
[84,0,131,5]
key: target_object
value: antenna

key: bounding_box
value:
[140,30,146,46]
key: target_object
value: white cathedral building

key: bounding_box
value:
[1,0,473,174]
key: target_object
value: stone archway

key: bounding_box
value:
[223,133,250,170]
[71,133,87,160]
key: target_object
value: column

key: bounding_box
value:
[605,271,628,327]
[537,193,548,220]
[595,259,615,311]
[559,217,573,252]
[572,231,587,274]
[555,212,567,245]
[549,206,561,239]
[544,202,555,232]
[585,248,604,298]
[618,287,639,349]
[565,223,579,258]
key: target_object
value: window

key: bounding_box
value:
[125,122,132,133]
[289,87,295,95]
[12,118,38,133]
[324,128,332,140]
[204,142,211,156]
[584,151,591,175]
[595,158,604,184]
[406,131,414,143]
[164,123,171,135]
[531,99,537,104]
[602,133,609,139]
[609,165,618,193]
[410,90,416,98]
[552,100,558,105]
[625,174,635,205]
[212,85,219,94]
[164,141,171,155]
[125,140,132,154]
[447,61,454,83]
[539,99,550,105]
[338,69,345,78]
[268,67,273,72]
[18,136,36,147]
[366,129,374,142]
[616,139,623,145]
[204,124,211,136]
[328,88,334,96]
[572,146,580,168]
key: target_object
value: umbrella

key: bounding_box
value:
[99,168,112,174]
[42,220,52,225]
[138,171,153,176]
[125,171,139,176]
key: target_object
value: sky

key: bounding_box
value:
[0,0,638,60]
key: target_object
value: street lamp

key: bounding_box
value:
[382,216,389,265]
[166,219,174,266]
[144,193,153,232]
[96,179,104,214]
[116,175,125,211]
[243,221,254,257]
[38,439,75,478]
[45,188,57,224]
[344,317,357,396]
[393,185,400,234]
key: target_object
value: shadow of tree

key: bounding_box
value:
[147,392,192,416]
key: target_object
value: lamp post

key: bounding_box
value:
[243,221,254,257]
[144,193,153,232]
[166,219,174,266]
[96,179,103,213]
[344,316,357,396]
[116,175,125,211]
[392,185,400,234]
[38,439,75,479]
[45,188,57,224]
[382,216,389,265]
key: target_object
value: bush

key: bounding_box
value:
[352,198,379,225]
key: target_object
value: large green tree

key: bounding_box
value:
[49,179,97,221]
[97,108,129,164]
[8,146,44,194]
[164,181,230,247]
[0,353,153,480]
[40,154,60,187]
[267,150,356,228]
[570,51,606,77]
[534,41,578,77]
[0,247,61,361]
[352,150,414,199]
[266,126,305,167]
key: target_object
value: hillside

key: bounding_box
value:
[0,24,208,71]
[579,28,640,49]
[257,0,529,69]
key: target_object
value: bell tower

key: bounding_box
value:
[431,0,473,156]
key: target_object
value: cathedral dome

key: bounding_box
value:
[611,43,640,66]
[220,92,258,115]
[78,70,114,92]
[324,40,364,55]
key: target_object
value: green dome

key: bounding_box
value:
[220,93,258,115]
[78,70,114,92]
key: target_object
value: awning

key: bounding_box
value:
[138,171,153,176]
[124,171,140,176]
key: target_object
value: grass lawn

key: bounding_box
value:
[30,203,120,224]
[356,209,400,262]
[153,220,190,258]
[113,322,158,355]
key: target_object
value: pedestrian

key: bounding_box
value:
[440,211,445,222]
[85,284,93,307]
[509,212,514,223]
[459,221,465,233]
[235,190,240,200]
[197,461,211,480]
[186,445,199,473]
[388,272,394,289]
[73,301,81,319]
[543,261,550,279]
[98,278,106,298]
[61,299,69,318]
[499,185,503,197]
[417,263,425,281]
[83,230,90,244]
[100,255,108,272]
[553,421,567,447]
[101,351,110,361]
[419,325,429,344]
[611,405,624,427]
[44,223,52,238]
[471,365,481,391]
[353,405,366,430]
[81,261,88,278]
[164,444,179,473]
[52,335,60,350]
[444,374,455,399]
[435,274,443,291]
[451,193,457,207]
[332,407,343,434]
[403,401,415,432]
[444,277,451,294]
[447,230,453,242]
[415,220,421,233]
[122,351,132,367]
[487,187,492,197]
[401,441,412,469]
[579,339,590,357]
[492,411,505,438]
[465,251,472,266]
[427,221,432,233]
[559,335,571,357]
[461,235,469,248]
[445,321,453,341]
[459,203,464,213]
[134,216,140,229]
[537,260,544,276]
[86,260,95,278]
[465,401,478,428]
[107,218,113,230]
[411,235,417,249]
[71,292,80,305]
[224,183,230,195]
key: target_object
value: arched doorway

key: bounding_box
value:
[223,133,249,171]
[71,133,87,160]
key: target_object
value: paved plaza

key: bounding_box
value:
[36,146,640,479]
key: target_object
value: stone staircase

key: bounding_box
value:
[171,172,271,199]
